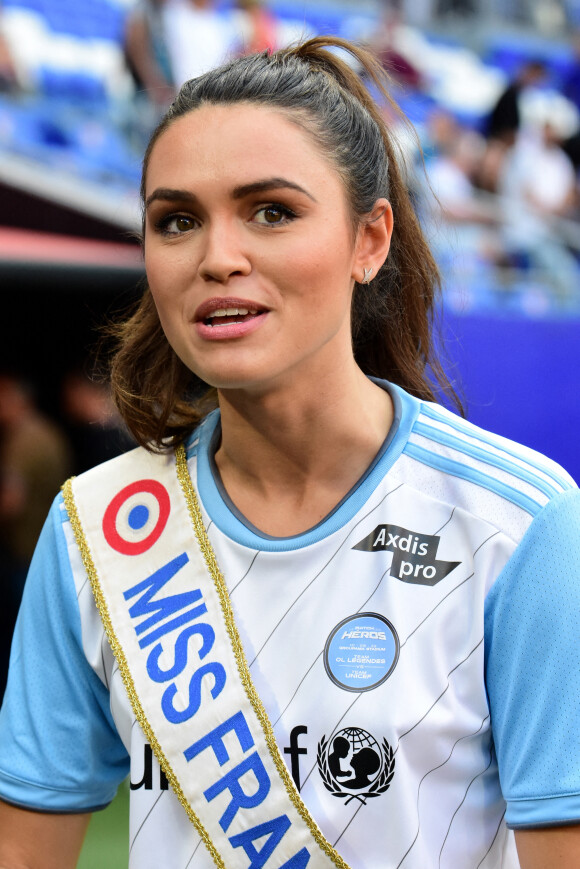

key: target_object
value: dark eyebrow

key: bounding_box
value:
[232,178,317,202]
[146,178,317,211]
[145,188,197,209]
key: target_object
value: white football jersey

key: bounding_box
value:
[1,381,579,869]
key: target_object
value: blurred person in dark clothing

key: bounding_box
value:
[436,0,476,17]
[0,373,71,701]
[562,34,580,170]
[61,370,134,475]
[486,59,547,144]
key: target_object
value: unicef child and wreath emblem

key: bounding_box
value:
[317,727,395,805]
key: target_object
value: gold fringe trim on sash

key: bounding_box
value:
[175,445,350,869]
[62,477,226,869]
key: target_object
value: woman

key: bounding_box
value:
[0,37,579,869]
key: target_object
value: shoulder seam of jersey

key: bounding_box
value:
[403,441,543,517]
[412,419,561,503]
[416,405,573,495]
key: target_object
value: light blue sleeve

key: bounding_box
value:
[0,495,130,812]
[484,487,580,828]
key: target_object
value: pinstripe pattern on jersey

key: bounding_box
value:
[215,479,506,868]
[137,383,534,865]
[293,634,494,867]
[230,480,404,669]
[394,708,490,869]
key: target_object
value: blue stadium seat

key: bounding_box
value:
[38,68,109,104]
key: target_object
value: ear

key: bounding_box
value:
[351,199,393,284]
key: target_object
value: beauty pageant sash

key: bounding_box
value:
[62,445,350,869]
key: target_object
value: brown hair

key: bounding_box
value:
[110,36,461,450]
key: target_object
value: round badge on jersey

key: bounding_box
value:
[324,612,399,692]
[103,480,171,555]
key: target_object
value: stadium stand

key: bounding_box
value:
[0,0,578,482]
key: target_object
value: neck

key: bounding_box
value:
[213,366,393,536]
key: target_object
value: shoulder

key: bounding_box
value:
[386,383,577,554]
[402,390,574,512]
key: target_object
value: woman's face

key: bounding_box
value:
[144,102,390,396]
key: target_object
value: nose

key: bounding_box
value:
[198,218,252,283]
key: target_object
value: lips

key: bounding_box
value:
[195,297,267,325]
[204,306,258,326]
[194,297,269,339]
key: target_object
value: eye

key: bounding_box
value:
[156,213,196,235]
[253,204,296,226]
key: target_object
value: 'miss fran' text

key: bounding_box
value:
[123,551,311,868]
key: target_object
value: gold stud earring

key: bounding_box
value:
[362,267,373,284]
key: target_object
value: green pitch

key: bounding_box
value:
[77,780,129,868]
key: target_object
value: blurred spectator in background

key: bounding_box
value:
[398,0,436,29]
[476,134,513,194]
[372,7,424,90]
[60,369,134,475]
[424,107,467,159]
[0,3,18,92]
[436,0,476,18]
[163,0,236,88]
[498,119,579,304]
[234,0,278,56]
[562,33,580,170]
[563,32,580,112]
[124,0,175,110]
[477,60,548,194]
[423,110,501,271]
[0,373,71,701]
[485,59,547,144]
[427,118,499,224]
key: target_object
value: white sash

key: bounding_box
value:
[63,444,350,869]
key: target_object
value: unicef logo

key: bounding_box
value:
[317,727,395,805]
